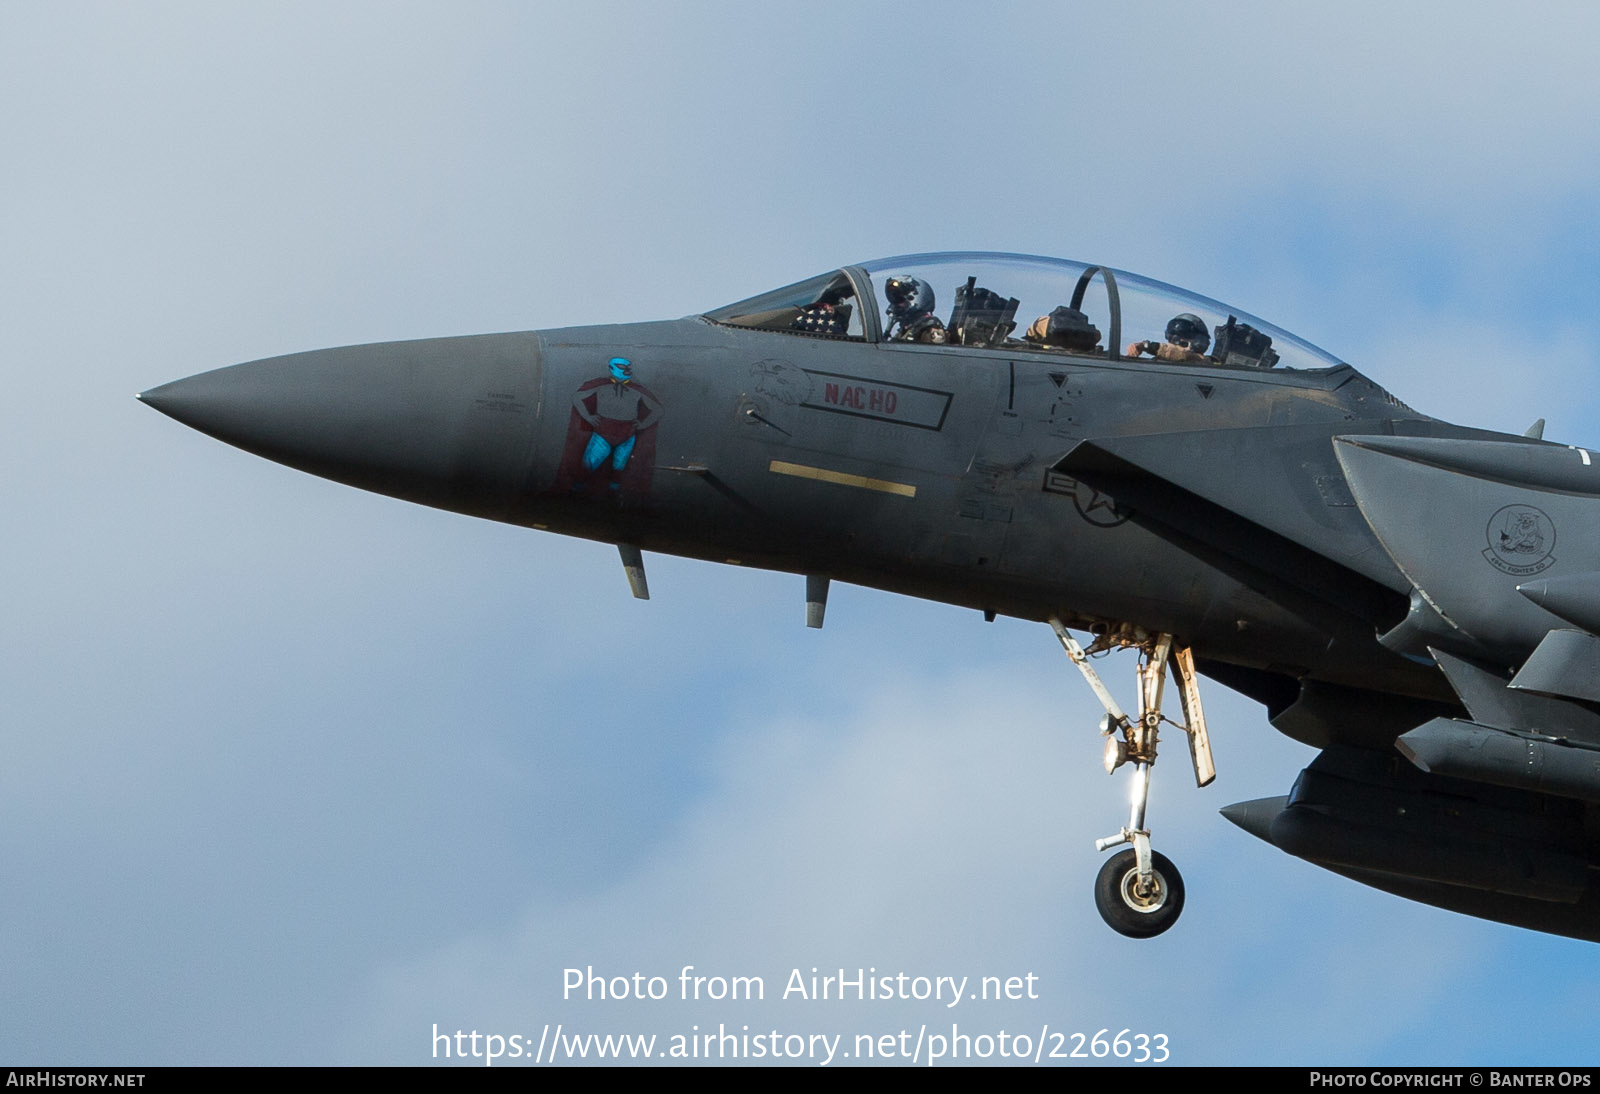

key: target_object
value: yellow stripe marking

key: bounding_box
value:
[768,460,916,497]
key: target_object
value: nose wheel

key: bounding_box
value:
[1049,619,1214,939]
[1094,848,1185,938]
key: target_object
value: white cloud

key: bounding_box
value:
[344,665,1492,1066]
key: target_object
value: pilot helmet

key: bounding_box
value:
[1165,313,1210,354]
[884,276,935,324]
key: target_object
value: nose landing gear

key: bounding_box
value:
[1049,619,1214,938]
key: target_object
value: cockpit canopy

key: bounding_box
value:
[705,252,1343,372]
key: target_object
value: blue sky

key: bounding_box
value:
[5,1,1600,1066]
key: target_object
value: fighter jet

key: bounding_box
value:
[139,251,1600,942]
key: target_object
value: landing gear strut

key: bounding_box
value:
[1049,619,1214,938]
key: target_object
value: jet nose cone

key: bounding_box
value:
[138,366,318,437]
[142,332,543,517]
[136,379,197,419]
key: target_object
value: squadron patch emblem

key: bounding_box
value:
[1482,504,1556,576]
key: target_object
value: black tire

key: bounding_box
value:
[1093,849,1185,938]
